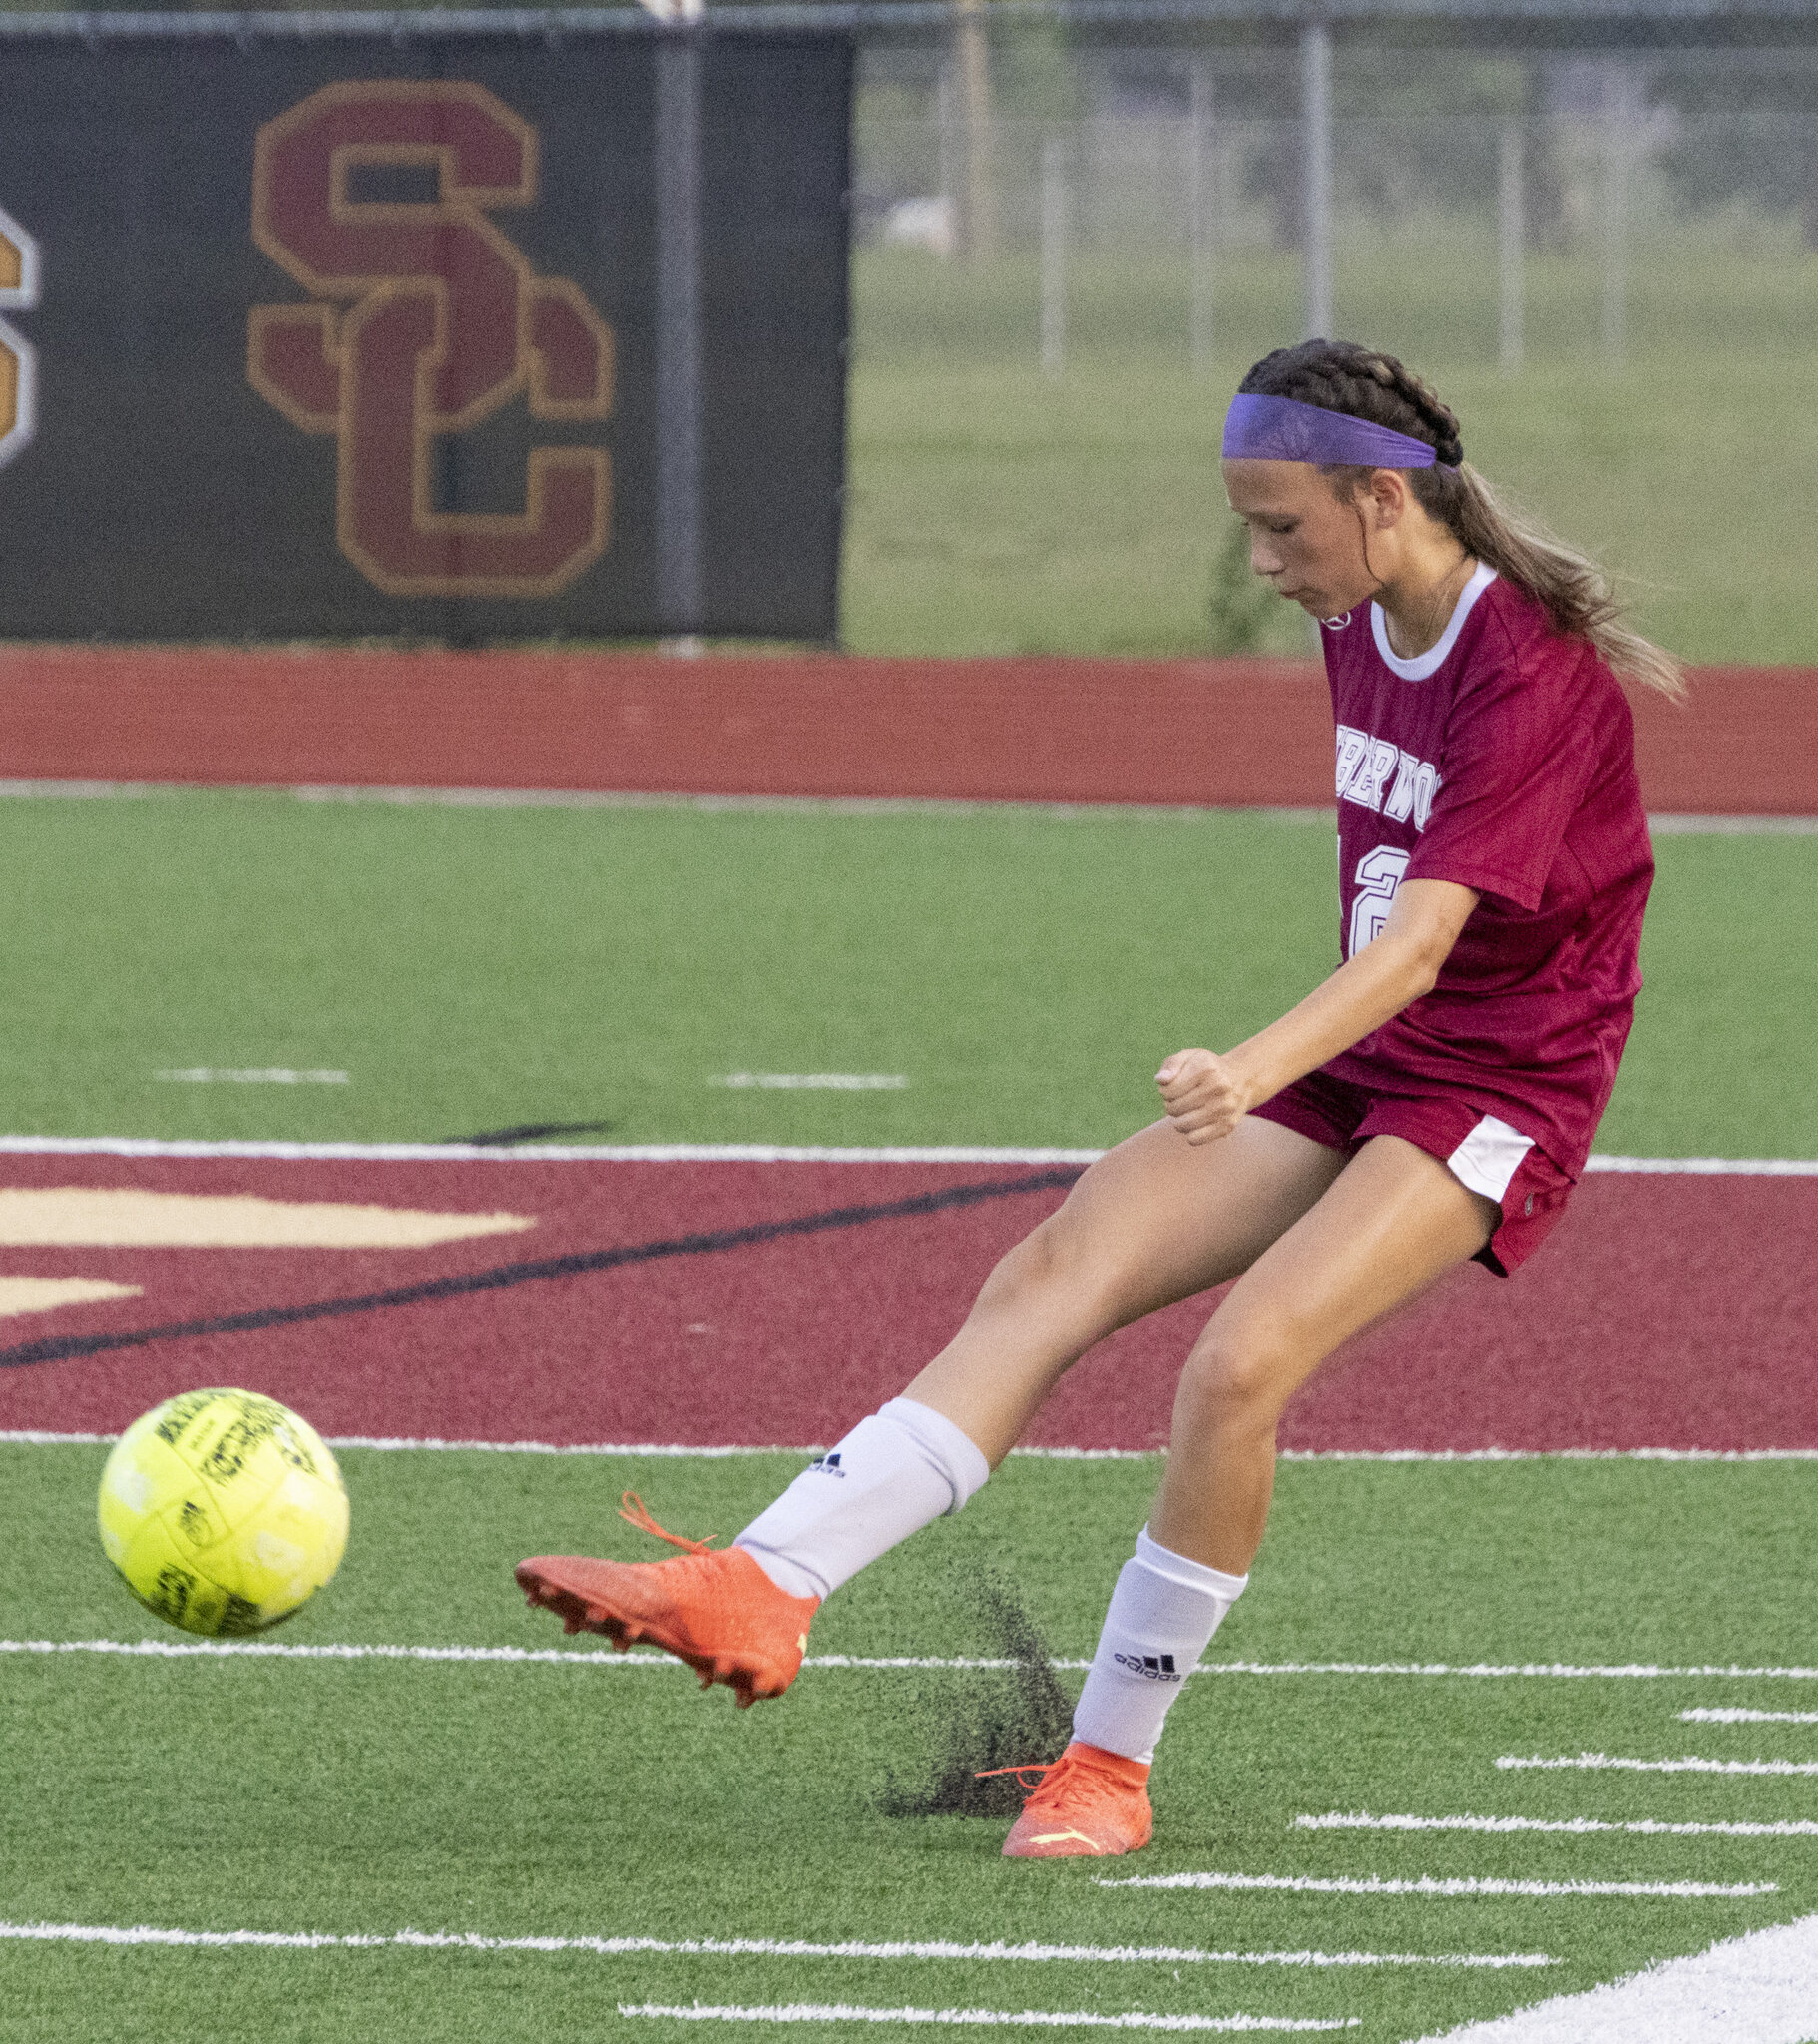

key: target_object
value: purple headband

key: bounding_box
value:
[1223,391,1448,469]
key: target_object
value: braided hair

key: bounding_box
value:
[1238,340,1684,699]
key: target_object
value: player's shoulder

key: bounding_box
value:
[1465,577,1607,702]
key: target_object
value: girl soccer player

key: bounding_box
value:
[518,338,1682,1857]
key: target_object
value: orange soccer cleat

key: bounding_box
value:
[515,1492,820,1710]
[994,1741,1154,1857]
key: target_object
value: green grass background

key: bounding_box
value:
[3,1443,1814,2043]
[0,790,1810,1158]
[844,238,1818,662]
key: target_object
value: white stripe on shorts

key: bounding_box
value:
[1447,1115,1535,1204]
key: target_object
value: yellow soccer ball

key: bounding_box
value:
[98,1388,349,1636]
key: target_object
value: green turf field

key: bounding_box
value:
[844,239,1818,662]
[2,788,1814,2040]
[3,1443,1814,2043]
[0,789,1811,1158]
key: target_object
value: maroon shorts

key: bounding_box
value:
[1249,1068,1575,1276]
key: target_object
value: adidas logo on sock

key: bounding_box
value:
[810,1452,846,1478]
[1113,1651,1180,1682]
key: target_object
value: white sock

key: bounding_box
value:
[734,1396,991,1603]
[1070,1527,1248,1766]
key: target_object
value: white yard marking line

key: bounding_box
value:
[5,1430,1813,1467]
[713,1075,909,1091]
[0,1920,1549,1971]
[1682,1707,1818,1725]
[0,1639,1079,1671]
[8,1639,1818,1684]
[1500,1752,1818,1777]
[1405,1910,1818,2043]
[0,1135,1812,1173]
[616,2008,1357,2034]
[1096,1873,1775,1899]
[1296,1812,1818,1838]
[154,1068,349,1086]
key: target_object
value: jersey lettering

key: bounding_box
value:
[1383,749,1440,828]
[1348,843,1411,956]
[1336,725,1441,830]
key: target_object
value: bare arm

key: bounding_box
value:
[1156,876,1481,1145]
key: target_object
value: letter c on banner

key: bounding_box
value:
[0,207,41,468]
[247,81,614,600]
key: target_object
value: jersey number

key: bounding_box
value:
[1348,844,1410,957]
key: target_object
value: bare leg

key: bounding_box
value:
[904,1116,1349,1466]
[1150,1134,1497,1575]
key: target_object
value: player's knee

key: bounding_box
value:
[1180,1317,1299,1430]
[979,1211,1120,1326]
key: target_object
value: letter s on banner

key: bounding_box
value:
[247,82,614,600]
[0,207,40,468]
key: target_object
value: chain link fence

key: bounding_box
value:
[852,32,1818,375]
[834,18,1818,658]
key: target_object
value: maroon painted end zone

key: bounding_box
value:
[0,1156,1809,1453]
[0,647,1813,813]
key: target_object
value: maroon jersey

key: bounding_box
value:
[1316,565,1653,1177]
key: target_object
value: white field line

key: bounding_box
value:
[713,1075,908,1091]
[0,1135,1812,1174]
[9,1640,1818,1685]
[1646,813,1818,835]
[5,1430,1814,1466]
[0,1638,1071,1672]
[0,1432,1151,1460]
[1287,1447,1818,1462]
[0,1136,1102,1164]
[1499,1753,1818,1778]
[0,1921,1551,1971]
[1682,1707,1818,1725]
[1296,1812,1818,1838]
[1582,1155,1818,1176]
[153,1069,349,1086]
[615,2009,1357,2035]
[1096,1874,1776,1900]
[1406,1910,1818,2044]
[5,777,1812,836]
[290,786,1346,827]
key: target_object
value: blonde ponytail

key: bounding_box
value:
[1418,462,1686,701]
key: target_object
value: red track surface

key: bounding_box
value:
[0,1156,1809,1453]
[1,646,1813,813]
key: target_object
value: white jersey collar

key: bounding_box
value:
[1370,561,1498,681]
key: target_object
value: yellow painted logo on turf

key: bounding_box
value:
[0,206,40,467]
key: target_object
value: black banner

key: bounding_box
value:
[0,24,851,642]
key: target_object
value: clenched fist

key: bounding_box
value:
[1155,1047,1251,1146]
